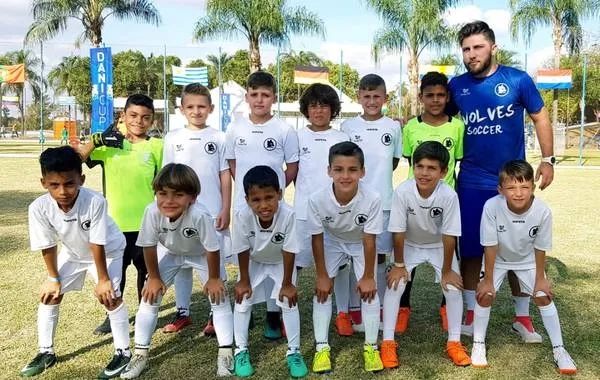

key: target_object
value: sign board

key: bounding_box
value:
[57,96,76,106]
[90,47,114,133]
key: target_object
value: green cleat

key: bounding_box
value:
[264,312,282,340]
[97,349,130,379]
[234,350,254,378]
[21,352,57,377]
[363,345,384,372]
[287,352,308,378]
[312,346,331,374]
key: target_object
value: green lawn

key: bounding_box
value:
[1,153,599,379]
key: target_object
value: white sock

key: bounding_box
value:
[211,296,233,347]
[539,302,564,347]
[134,301,160,349]
[382,281,405,340]
[174,268,193,315]
[464,290,476,312]
[234,304,252,353]
[348,268,361,315]
[514,296,530,317]
[473,303,491,343]
[38,303,59,353]
[281,304,300,353]
[377,259,387,307]
[362,295,380,346]
[107,303,130,351]
[443,285,463,342]
[312,295,332,351]
[333,265,350,314]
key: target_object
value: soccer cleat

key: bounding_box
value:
[446,341,471,366]
[553,346,576,375]
[234,350,254,378]
[461,310,474,337]
[440,305,448,331]
[335,312,354,336]
[163,310,191,333]
[287,352,308,378]
[94,315,112,335]
[98,349,131,379]
[381,340,399,369]
[203,312,216,337]
[363,345,384,372]
[264,311,282,340]
[216,348,234,377]
[20,352,57,377]
[395,307,410,334]
[119,353,148,379]
[470,342,488,368]
[312,346,332,374]
[512,316,543,343]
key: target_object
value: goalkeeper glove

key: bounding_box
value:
[91,124,124,149]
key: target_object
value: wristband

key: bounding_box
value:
[47,275,61,283]
[393,262,405,268]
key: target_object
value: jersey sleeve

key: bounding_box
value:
[88,196,109,246]
[533,207,552,251]
[153,139,164,174]
[454,118,465,161]
[283,126,299,163]
[518,72,544,115]
[28,201,57,251]
[441,192,461,237]
[161,133,174,167]
[198,214,220,252]
[393,122,403,159]
[306,196,324,235]
[480,200,498,247]
[224,125,236,160]
[136,205,160,247]
[231,211,251,254]
[445,79,460,117]
[283,213,300,254]
[388,188,407,233]
[364,195,384,235]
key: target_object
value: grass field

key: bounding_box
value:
[1,146,600,379]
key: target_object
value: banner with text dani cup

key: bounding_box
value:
[90,47,114,133]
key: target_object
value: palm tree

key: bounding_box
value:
[280,50,323,66]
[194,0,326,72]
[25,0,161,47]
[207,52,233,70]
[510,0,595,129]
[496,49,522,69]
[365,0,461,115]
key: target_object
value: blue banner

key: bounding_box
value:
[90,47,114,133]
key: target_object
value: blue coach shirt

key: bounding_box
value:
[448,65,544,191]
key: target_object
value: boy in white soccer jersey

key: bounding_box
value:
[339,74,402,334]
[309,141,384,374]
[21,146,130,379]
[161,83,232,336]
[225,71,299,340]
[470,160,576,374]
[380,141,470,369]
[295,83,348,270]
[231,165,308,378]
[120,164,234,379]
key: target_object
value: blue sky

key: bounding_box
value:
[1,0,598,94]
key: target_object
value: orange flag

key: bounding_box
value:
[0,64,25,83]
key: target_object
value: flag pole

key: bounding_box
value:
[218,46,223,131]
[277,46,281,115]
[163,44,168,133]
[40,41,44,151]
[399,53,403,118]
[578,55,587,166]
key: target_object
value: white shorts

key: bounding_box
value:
[491,266,541,296]
[157,242,227,281]
[57,251,122,297]
[295,219,313,268]
[403,244,460,283]
[157,252,225,286]
[235,260,298,312]
[323,234,376,283]
[377,210,393,255]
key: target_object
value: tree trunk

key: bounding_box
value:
[92,28,102,47]
[551,23,562,132]
[249,37,261,73]
[408,53,419,116]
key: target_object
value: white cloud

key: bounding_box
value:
[444,6,510,36]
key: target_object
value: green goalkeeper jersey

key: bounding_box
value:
[402,115,464,188]
[89,137,163,232]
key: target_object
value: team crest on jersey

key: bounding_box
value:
[238,138,247,146]
[182,228,198,238]
[460,88,471,96]
[175,144,184,152]
[498,225,506,232]
[443,137,454,149]
[271,232,285,244]
[204,142,217,154]
[429,207,443,218]
[381,133,392,146]
[494,83,509,97]
[264,138,277,151]
[81,219,91,231]
[354,213,368,226]
[143,152,151,163]
[529,226,539,238]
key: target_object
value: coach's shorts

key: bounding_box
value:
[295,219,314,268]
[490,266,544,296]
[377,210,393,255]
[457,186,498,259]
[324,235,376,283]
[57,251,123,297]
[235,261,298,312]
[401,244,460,283]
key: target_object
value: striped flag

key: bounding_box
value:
[536,69,572,89]
[1,96,19,106]
[419,65,456,80]
[294,66,329,84]
[0,64,25,83]
[172,66,208,86]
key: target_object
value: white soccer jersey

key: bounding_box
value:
[388,179,461,249]
[480,195,552,270]
[231,202,299,263]
[28,187,125,261]
[294,127,349,220]
[136,202,220,256]
[341,116,402,210]
[162,127,228,217]
[225,117,299,211]
[307,184,383,243]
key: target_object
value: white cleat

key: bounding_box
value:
[512,318,543,343]
[120,353,148,379]
[461,323,473,337]
[470,342,488,368]
[217,348,234,377]
[553,346,577,375]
